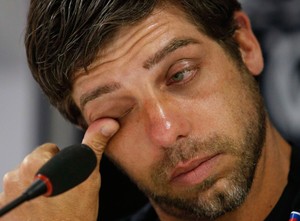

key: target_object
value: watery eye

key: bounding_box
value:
[172,72,185,82]
[167,68,197,85]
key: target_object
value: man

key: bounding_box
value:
[0,0,299,220]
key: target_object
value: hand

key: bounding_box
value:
[0,118,119,221]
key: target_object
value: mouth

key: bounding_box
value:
[169,153,222,186]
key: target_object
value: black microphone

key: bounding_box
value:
[0,144,97,217]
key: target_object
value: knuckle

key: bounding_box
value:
[35,143,60,155]
[2,170,17,192]
[90,138,107,148]
[19,154,36,175]
[19,152,53,179]
[87,139,108,155]
[3,171,12,185]
[19,155,46,178]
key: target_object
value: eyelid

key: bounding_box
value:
[84,97,135,124]
[89,105,134,124]
[118,106,134,120]
[167,68,198,86]
[167,59,197,76]
[166,58,199,85]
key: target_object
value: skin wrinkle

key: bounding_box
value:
[79,82,121,110]
[136,69,266,220]
[2,1,291,221]
[70,6,287,221]
[78,37,201,112]
[92,19,171,73]
[74,18,169,84]
[143,38,200,70]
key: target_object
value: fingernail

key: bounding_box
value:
[100,123,118,137]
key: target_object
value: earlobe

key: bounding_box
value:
[233,12,264,76]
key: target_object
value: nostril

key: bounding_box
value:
[177,134,186,141]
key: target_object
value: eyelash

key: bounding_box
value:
[166,67,199,86]
[87,66,199,124]
[112,107,134,122]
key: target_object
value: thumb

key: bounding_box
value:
[82,118,119,163]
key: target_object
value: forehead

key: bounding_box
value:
[80,6,202,70]
[72,5,211,106]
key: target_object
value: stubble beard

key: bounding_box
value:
[135,72,267,221]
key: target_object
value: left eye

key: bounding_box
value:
[167,68,197,85]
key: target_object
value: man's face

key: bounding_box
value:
[72,6,265,220]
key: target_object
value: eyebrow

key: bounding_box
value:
[79,38,200,110]
[143,38,200,70]
[79,82,121,110]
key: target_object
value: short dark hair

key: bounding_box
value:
[25,0,241,129]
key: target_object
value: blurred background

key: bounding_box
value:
[0,0,82,190]
[0,0,299,220]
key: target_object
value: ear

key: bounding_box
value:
[233,11,264,76]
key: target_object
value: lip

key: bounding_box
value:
[169,153,222,186]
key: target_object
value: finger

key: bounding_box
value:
[31,143,60,156]
[82,118,119,162]
[0,191,5,207]
[19,143,60,180]
[2,169,19,194]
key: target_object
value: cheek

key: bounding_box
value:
[186,75,248,141]
[104,122,155,181]
[212,75,259,142]
[187,97,237,139]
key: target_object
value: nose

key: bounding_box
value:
[142,95,191,148]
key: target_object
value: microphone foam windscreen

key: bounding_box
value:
[36,144,97,196]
